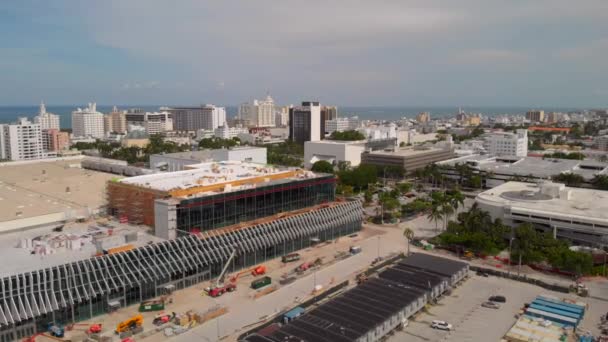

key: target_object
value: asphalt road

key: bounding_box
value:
[169,229,407,342]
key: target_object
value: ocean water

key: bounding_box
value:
[0,105,578,128]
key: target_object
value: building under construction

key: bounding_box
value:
[0,200,362,341]
[106,161,336,238]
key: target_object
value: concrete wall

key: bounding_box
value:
[217,147,267,164]
[154,199,177,239]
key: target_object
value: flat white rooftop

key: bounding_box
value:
[120,161,299,192]
[477,181,608,221]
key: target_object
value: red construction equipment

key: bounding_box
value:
[207,248,239,297]
[87,324,102,334]
[229,265,266,283]
[296,262,311,273]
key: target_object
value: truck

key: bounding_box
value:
[207,248,239,297]
[350,246,362,254]
[251,276,272,290]
[282,253,301,263]
[139,299,165,312]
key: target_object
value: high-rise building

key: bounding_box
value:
[237,102,253,126]
[483,129,528,157]
[275,106,289,127]
[320,106,338,139]
[240,95,276,127]
[33,101,60,130]
[72,103,104,138]
[253,95,275,127]
[416,112,431,123]
[104,106,127,134]
[42,129,70,152]
[289,101,322,144]
[0,118,44,161]
[125,109,173,135]
[163,105,226,131]
[526,110,545,123]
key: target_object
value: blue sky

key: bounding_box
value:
[1,1,607,107]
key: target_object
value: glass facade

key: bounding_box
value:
[0,200,361,338]
[176,176,336,234]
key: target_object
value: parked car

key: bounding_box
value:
[431,320,452,331]
[476,270,489,277]
[481,301,500,309]
[489,295,506,303]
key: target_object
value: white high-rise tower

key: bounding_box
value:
[34,101,60,130]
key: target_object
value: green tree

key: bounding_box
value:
[427,205,443,233]
[311,160,334,173]
[396,182,413,195]
[363,190,373,204]
[329,130,366,141]
[552,173,585,187]
[403,227,415,255]
[592,175,608,190]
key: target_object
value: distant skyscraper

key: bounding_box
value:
[526,110,545,123]
[275,106,290,127]
[0,118,44,161]
[240,95,276,127]
[34,101,60,130]
[72,103,104,138]
[104,106,127,134]
[416,112,430,123]
[164,105,226,131]
[289,101,322,144]
[320,106,338,139]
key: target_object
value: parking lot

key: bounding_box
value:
[390,273,603,342]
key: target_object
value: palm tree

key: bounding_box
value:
[427,206,443,233]
[441,203,455,231]
[403,227,415,256]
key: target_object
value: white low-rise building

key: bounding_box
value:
[150,147,267,171]
[325,117,360,134]
[476,181,608,246]
[214,124,249,139]
[482,129,528,157]
[304,140,366,169]
[358,123,397,141]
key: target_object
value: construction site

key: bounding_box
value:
[105,161,336,238]
[0,198,362,341]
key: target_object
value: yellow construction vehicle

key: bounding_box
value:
[115,314,144,334]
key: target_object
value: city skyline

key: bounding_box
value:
[1,1,607,107]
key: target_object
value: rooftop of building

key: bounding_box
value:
[477,181,608,221]
[0,157,116,223]
[305,140,366,146]
[151,147,265,161]
[439,154,608,179]
[119,161,325,195]
[0,218,163,275]
[365,145,451,157]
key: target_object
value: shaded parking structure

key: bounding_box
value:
[241,253,470,342]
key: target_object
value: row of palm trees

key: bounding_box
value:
[426,190,465,233]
